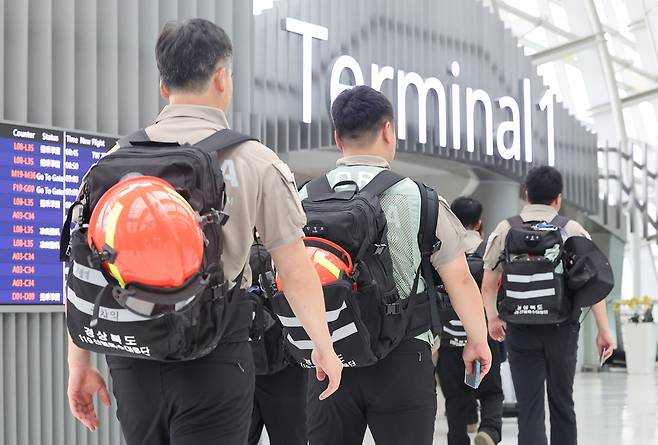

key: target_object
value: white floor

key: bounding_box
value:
[260,369,658,445]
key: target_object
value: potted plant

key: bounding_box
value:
[613,296,656,374]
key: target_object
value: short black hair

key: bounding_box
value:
[451,197,483,229]
[525,166,563,205]
[155,18,232,93]
[331,86,394,142]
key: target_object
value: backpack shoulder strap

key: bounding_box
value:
[116,128,150,147]
[194,128,258,153]
[550,214,569,228]
[415,181,442,334]
[507,215,525,228]
[305,175,333,198]
[474,240,487,258]
[360,170,405,196]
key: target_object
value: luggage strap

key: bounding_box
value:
[305,169,405,198]
[473,240,487,258]
[415,182,442,334]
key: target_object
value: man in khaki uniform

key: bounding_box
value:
[480,166,614,445]
[301,86,492,445]
[66,19,342,445]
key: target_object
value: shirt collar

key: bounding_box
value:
[520,204,558,220]
[336,155,390,168]
[154,104,230,129]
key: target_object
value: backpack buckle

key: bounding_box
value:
[88,244,116,267]
[201,209,229,226]
[385,301,402,315]
[373,243,387,255]
[432,240,442,253]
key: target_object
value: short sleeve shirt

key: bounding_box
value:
[463,230,484,255]
[131,105,306,287]
[483,204,590,272]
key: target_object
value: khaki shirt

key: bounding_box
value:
[463,230,484,255]
[125,105,305,287]
[483,204,590,272]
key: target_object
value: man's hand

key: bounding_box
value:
[463,341,492,382]
[488,316,507,342]
[591,300,614,364]
[311,346,344,400]
[596,328,614,363]
[67,365,111,432]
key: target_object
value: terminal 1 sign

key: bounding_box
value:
[285,17,557,166]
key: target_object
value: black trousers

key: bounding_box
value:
[306,339,437,445]
[107,341,255,445]
[248,365,307,445]
[436,339,504,445]
[507,323,580,445]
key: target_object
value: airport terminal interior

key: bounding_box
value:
[0,0,657,444]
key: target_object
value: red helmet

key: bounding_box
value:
[276,237,353,291]
[88,176,204,289]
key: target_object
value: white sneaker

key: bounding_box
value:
[474,431,495,445]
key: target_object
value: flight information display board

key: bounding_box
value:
[0,122,115,305]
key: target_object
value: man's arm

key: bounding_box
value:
[67,335,110,432]
[438,255,492,379]
[269,238,343,400]
[482,269,506,342]
[592,300,614,361]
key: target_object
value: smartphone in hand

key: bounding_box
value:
[464,361,481,389]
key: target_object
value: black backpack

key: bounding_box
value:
[438,240,486,347]
[61,129,256,361]
[270,170,442,368]
[248,239,291,375]
[499,215,572,325]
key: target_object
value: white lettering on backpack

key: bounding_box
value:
[221,159,239,188]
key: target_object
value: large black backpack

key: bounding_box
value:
[499,215,572,325]
[248,238,291,375]
[61,129,256,361]
[438,240,486,347]
[270,170,442,368]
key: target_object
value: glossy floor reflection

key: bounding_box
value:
[259,369,658,444]
[387,370,658,445]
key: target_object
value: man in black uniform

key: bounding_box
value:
[481,166,614,445]
[437,197,504,445]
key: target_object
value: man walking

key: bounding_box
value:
[481,166,614,445]
[301,86,492,445]
[66,19,342,445]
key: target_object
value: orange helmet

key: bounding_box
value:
[88,176,205,289]
[276,237,353,291]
